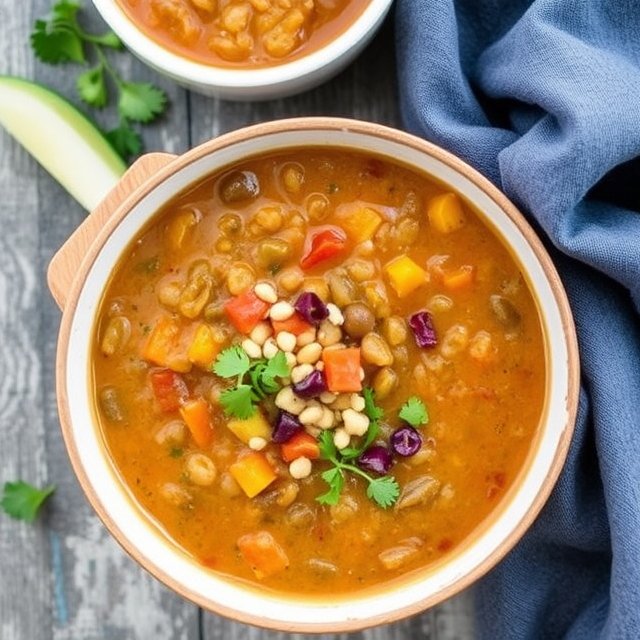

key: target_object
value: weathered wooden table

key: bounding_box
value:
[0,2,475,638]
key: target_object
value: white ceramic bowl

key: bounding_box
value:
[92,0,394,100]
[49,118,579,632]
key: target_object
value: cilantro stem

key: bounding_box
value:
[94,45,122,87]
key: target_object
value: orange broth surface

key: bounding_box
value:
[93,150,545,594]
[116,0,370,67]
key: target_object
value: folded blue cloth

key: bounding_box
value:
[395,1,640,637]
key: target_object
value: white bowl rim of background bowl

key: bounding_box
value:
[54,118,579,633]
[92,0,395,96]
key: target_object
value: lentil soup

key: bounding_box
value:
[93,150,545,595]
[115,0,369,67]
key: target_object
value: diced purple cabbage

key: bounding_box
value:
[292,370,327,398]
[357,446,393,475]
[294,292,329,325]
[391,426,423,457]
[409,311,437,348]
[272,411,302,443]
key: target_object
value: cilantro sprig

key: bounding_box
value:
[399,396,429,427]
[31,1,167,161]
[316,387,399,509]
[1,481,55,522]
[213,346,290,419]
[316,431,399,509]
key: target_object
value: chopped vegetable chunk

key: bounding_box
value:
[300,227,347,270]
[237,531,289,579]
[187,323,222,368]
[338,206,382,243]
[227,412,272,444]
[142,317,191,372]
[427,192,466,234]
[230,452,277,498]
[281,431,320,462]
[224,290,271,334]
[384,255,427,298]
[180,398,214,448]
[150,369,188,412]
[322,347,362,392]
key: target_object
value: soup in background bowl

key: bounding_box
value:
[49,118,579,632]
[92,0,393,99]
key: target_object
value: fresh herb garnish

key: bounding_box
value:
[30,0,167,162]
[213,347,290,419]
[1,481,55,522]
[399,396,429,427]
[316,431,399,509]
[169,447,183,458]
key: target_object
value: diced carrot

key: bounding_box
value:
[224,290,271,334]
[150,369,188,413]
[322,347,362,393]
[338,205,382,243]
[271,312,313,336]
[142,317,191,372]
[227,411,272,444]
[229,452,277,498]
[237,530,289,579]
[281,431,320,463]
[180,397,214,448]
[443,265,475,290]
[384,255,427,298]
[427,192,466,234]
[187,323,222,369]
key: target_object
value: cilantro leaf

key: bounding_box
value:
[366,476,400,509]
[316,468,344,506]
[1,481,55,522]
[213,346,251,378]
[263,351,289,381]
[318,429,337,461]
[363,387,383,423]
[50,0,83,23]
[399,396,429,427]
[77,64,107,107]
[31,19,85,64]
[219,385,257,419]
[118,81,167,123]
[105,121,142,161]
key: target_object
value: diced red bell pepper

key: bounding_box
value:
[281,431,320,462]
[224,290,271,334]
[300,227,347,270]
[271,312,313,336]
[150,369,188,413]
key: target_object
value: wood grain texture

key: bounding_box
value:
[0,1,475,638]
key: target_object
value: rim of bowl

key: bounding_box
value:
[55,117,580,632]
[92,0,395,90]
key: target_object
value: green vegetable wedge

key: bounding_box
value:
[0,76,126,210]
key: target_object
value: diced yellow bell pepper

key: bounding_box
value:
[227,412,272,444]
[229,452,277,498]
[187,324,221,369]
[338,206,383,243]
[427,192,466,234]
[142,317,191,372]
[384,255,427,298]
[167,209,199,251]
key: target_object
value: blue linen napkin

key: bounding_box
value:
[395,1,640,637]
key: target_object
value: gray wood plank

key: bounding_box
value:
[0,0,198,638]
[0,2,56,638]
